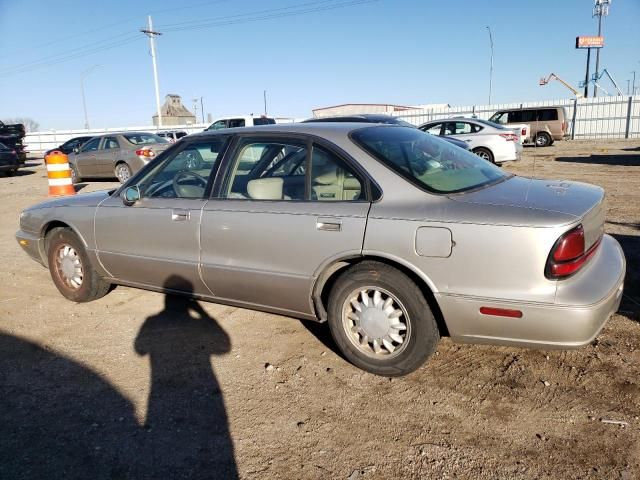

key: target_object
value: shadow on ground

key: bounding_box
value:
[555,154,640,167]
[0,276,238,479]
[611,233,640,322]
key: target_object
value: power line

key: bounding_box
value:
[160,0,380,32]
[0,0,382,77]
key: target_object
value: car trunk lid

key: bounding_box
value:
[451,176,605,248]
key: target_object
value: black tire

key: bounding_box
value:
[46,228,111,303]
[535,132,552,147]
[472,147,494,163]
[115,162,132,183]
[327,261,440,376]
[70,165,81,184]
[6,169,16,177]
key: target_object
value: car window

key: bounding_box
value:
[423,123,443,135]
[228,119,246,128]
[103,137,119,149]
[224,139,308,200]
[209,120,227,130]
[538,109,558,121]
[124,133,168,145]
[442,122,457,135]
[352,126,509,194]
[453,122,478,135]
[137,138,228,199]
[253,117,276,126]
[489,112,507,124]
[80,137,101,152]
[310,145,363,201]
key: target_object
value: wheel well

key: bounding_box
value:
[41,221,72,265]
[316,256,450,337]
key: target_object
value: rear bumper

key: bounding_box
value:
[438,234,625,349]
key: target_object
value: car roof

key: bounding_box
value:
[302,114,401,123]
[189,122,401,139]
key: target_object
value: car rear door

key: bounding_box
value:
[199,134,371,317]
[94,137,230,294]
[99,136,121,176]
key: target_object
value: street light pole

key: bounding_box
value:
[141,16,163,127]
[80,64,101,130]
[632,71,637,96]
[486,26,494,105]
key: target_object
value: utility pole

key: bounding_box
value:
[263,90,268,116]
[486,26,494,105]
[632,71,637,96]
[141,16,162,127]
[593,0,611,98]
[200,97,205,123]
[627,79,631,96]
[80,65,101,130]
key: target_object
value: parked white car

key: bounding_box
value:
[418,118,523,164]
[205,115,276,130]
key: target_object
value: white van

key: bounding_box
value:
[205,115,276,131]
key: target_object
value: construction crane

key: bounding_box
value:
[590,68,624,96]
[539,73,583,98]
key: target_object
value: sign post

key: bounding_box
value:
[576,36,604,98]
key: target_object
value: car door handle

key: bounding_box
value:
[171,210,190,221]
[316,218,341,232]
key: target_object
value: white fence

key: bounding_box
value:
[23,96,640,154]
[392,95,640,140]
[23,117,300,155]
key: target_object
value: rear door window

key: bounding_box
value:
[228,119,246,128]
[538,109,558,121]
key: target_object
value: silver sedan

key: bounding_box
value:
[16,123,625,376]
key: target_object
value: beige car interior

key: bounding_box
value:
[312,162,362,201]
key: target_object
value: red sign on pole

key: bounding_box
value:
[576,36,604,48]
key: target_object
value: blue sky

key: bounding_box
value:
[1,0,638,130]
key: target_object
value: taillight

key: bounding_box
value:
[136,148,155,158]
[521,128,526,136]
[11,149,16,155]
[499,133,518,142]
[546,225,601,279]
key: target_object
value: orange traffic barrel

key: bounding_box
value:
[45,150,75,196]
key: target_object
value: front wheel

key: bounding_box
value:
[46,228,111,302]
[327,261,440,376]
[472,147,494,163]
[115,163,132,183]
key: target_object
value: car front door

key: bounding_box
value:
[73,137,101,177]
[199,135,371,317]
[94,137,229,294]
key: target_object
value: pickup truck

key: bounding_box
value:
[0,120,26,163]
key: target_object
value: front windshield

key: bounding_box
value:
[352,126,509,194]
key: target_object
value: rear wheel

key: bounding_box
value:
[46,228,111,302]
[327,261,440,376]
[472,147,494,163]
[115,162,132,183]
[535,132,552,147]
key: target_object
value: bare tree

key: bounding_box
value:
[3,117,40,132]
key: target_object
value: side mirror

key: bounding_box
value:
[73,146,80,154]
[120,185,140,206]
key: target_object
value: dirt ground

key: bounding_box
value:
[1,139,639,479]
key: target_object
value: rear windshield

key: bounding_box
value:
[253,117,276,126]
[124,133,168,145]
[352,126,508,194]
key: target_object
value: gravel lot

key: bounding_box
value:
[1,139,639,479]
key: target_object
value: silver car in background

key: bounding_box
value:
[17,123,625,376]
[419,117,523,164]
[68,132,171,183]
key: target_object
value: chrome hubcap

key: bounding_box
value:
[342,287,410,358]
[476,151,490,160]
[117,165,130,181]
[55,244,83,289]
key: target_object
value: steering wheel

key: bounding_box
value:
[172,170,208,198]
